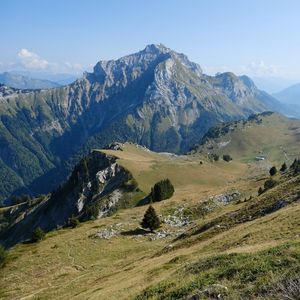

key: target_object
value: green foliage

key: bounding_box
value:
[10,194,31,205]
[67,215,80,228]
[31,227,45,242]
[91,179,101,195]
[150,179,175,202]
[134,242,300,300]
[141,205,160,232]
[291,159,300,174]
[256,179,278,200]
[269,166,277,176]
[83,202,100,220]
[264,178,277,191]
[222,154,233,162]
[208,153,219,162]
[280,162,287,172]
[0,245,7,268]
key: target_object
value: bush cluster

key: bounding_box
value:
[67,215,80,228]
[223,154,233,162]
[258,178,277,195]
[150,179,175,202]
[208,153,219,162]
[32,227,46,242]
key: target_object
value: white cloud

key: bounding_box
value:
[239,61,281,77]
[203,61,291,79]
[0,49,85,74]
[17,48,49,69]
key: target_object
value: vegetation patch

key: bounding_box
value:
[134,242,300,299]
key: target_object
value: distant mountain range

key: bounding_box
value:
[273,83,300,106]
[0,44,296,201]
[0,72,60,89]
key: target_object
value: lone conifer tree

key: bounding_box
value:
[258,187,264,195]
[269,166,277,176]
[280,162,287,172]
[141,205,160,232]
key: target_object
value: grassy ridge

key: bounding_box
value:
[1,144,300,299]
[194,112,300,164]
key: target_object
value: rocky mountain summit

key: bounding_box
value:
[0,44,290,201]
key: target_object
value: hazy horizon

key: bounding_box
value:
[2,0,300,92]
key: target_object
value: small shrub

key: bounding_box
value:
[141,205,160,232]
[280,162,287,172]
[264,178,277,191]
[67,215,80,228]
[208,153,219,162]
[32,227,45,242]
[223,154,233,162]
[84,202,100,220]
[269,166,277,176]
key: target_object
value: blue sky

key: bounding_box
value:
[1,0,300,88]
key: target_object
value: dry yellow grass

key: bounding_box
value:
[1,143,299,299]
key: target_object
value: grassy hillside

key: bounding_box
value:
[193,112,300,164]
[1,142,300,299]
[101,144,248,200]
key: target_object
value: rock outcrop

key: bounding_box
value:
[0,151,137,247]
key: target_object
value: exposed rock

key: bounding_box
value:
[0,151,134,247]
[149,230,172,241]
[202,284,228,299]
[164,207,191,227]
[98,189,123,218]
[186,292,201,300]
[103,142,123,151]
[94,226,118,240]
[209,191,240,204]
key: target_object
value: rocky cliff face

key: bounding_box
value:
[0,151,137,247]
[0,44,287,201]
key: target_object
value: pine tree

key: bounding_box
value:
[269,166,277,176]
[258,187,264,195]
[291,159,298,170]
[141,205,160,232]
[280,162,287,172]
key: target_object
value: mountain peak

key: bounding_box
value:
[143,43,170,53]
